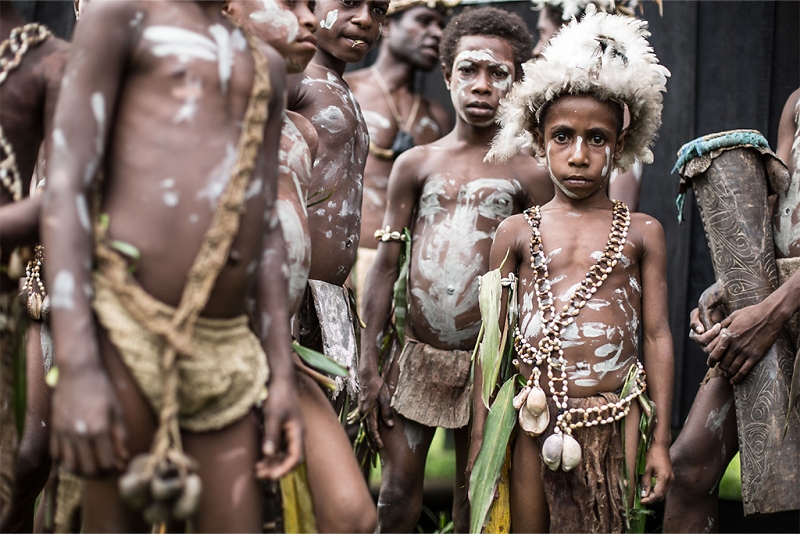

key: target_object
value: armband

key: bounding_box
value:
[374,226,407,243]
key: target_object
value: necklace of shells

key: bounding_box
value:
[512,200,647,472]
[0,23,51,202]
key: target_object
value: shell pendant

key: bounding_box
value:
[542,432,582,471]
[518,386,549,436]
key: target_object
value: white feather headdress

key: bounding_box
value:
[488,5,669,170]
[531,1,649,21]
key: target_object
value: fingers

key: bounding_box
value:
[75,437,98,476]
[110,413,129,469]
[689,322,721,352]
[641,473,671,504]
[257,420,304,480]
[707,329,731,366]
[730,355,757,384]
[688,308,702,332]
[366,410,384,449]
[638,468,652,503]
[378,385,394,429]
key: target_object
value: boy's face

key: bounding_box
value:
[228,0,319,74]
[386,6,445,71]
[537,94,625,201]
[532,6,561,59]
[314,0,389,63]
[444,35,515,128]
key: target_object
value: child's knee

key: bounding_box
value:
[670,440,722,494]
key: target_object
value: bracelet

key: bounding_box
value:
[374,226,406,242]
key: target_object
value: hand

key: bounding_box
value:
[50,367,128,476]
[357,374,394,448]
[640,443,672,504]
[688,282,726,354]
[256,381,304,480]
[707,300,784,384]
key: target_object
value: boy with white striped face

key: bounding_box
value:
[357,7,551,532]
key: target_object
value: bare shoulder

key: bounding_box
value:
[287,110,318,159]
[492,212,530,263]
[342,66,370,88]
[629,211,665,254]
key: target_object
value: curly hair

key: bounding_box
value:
[440,7,533,76]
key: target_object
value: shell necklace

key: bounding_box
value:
[512,201,646,471]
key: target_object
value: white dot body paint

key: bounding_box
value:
[320,10,339,30]
[51,271,76,310]
[75,419,87,434]
[249,0,299,44]
[53,129,67,152]
[91,92,105,154]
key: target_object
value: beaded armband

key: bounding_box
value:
[374,226,406,243]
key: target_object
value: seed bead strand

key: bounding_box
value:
[22,245,46,297]
[513,201,638,437]
[0,23,51,202]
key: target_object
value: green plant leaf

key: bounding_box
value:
[292,341,348,377]
[391,228,412,346]
[469,377,517,534]
[478,269,503,408]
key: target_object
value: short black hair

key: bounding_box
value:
[440,7,533,76]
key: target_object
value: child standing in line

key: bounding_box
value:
[472,6,673,532]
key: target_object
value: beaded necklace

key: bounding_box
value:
[0,23,52,202]
[512,200,647,471]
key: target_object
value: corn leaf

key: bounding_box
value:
[292,341,348,377]
[484,448,511,534]
[469,377,517,534]
[391,228,412,347]
[478,269,503,408]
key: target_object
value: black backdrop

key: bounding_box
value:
[15,0,800,429]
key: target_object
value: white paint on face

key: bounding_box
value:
[705,398,733,437]
[75,195,91,232]
[574,136,583,158]
[547,142,580,200]
[312,106,346,133]
[319,9,339,30]
[91,92,105,154]
[197,142,236,208]
[601,146,611,177]
[455,49,499,65]
[250,0,299,44]
[51,270,76,310]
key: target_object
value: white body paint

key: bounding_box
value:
[774,106,800,256]
[196,142,236,208]
[249,0,299,44]
[51,271,76,310]
[75,195,91,231]
[410,176,519,345]
[312,106,347,134]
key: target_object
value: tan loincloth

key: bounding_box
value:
[351,246,378,316]
[92,279,268,433]
[538,392,627,534]
[390,338,472,429]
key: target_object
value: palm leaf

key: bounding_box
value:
[469,377,517,534]
[478,269,503,408]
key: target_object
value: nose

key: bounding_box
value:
[532,41,543,59]
[429,23,443,40]
[471,69,492,94]
[299,4,318,33]
[351,3,373,28]
[568,137,589,166]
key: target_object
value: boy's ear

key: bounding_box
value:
[533,129,546,159]
[442,62,452,90]
[613,129,627,161]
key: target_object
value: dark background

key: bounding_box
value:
[13,0,800,430]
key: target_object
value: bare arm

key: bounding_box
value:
[41,0,134,476]
[608,161,643,212]
[637,215,674,503]
[357,149,420,447]
[468,217,522,471]
[0,195,41,250]
[251,50,303,480]
[776,88,799,172]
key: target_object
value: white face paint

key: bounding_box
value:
[601,146,612,178]
[449,49,511,128]
[51,271,76,310]
[546,142,580,200]
[319,9,339,30]
[250,0,299,44]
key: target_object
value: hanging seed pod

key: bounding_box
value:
[561,433,582,471]
[27,291,42,320]
[119,454,154,510]
[151,472,184,502]
[41,294,50,322]
[8,249,25,279]
[542,433,563,471]
[525,386,547,417]
[513,386,531,410]
[171,473,202,521]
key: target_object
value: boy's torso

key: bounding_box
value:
[290,61,369,286]
[406,143,531,351]
[94,1,267,317]
[513,205,646,398]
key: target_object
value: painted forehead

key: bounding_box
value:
[453,48,513,71]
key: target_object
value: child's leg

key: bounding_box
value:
[82,328,157,533]
[297,373,376,533]
[452,426,470,533]
[375,357,436,532]
[664,377,738,533]
[1,322,51,533]
[623,401,641,507]
[509,431,548,533]
[183,412,263,533]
